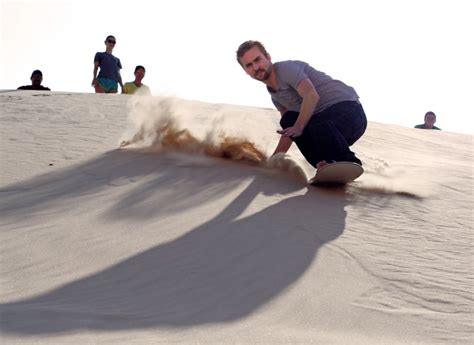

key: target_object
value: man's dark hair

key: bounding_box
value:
[424,111,436,120]
[135,65,146,73]
[236,40,269,66]
[31,69,42,77]
[105,35,116,41]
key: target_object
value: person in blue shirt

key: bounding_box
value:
[92,35,123,93]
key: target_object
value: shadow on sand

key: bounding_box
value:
[0,150,350,334]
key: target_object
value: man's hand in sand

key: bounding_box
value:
[277,125,303,138]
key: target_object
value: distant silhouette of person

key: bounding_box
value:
[415,111,441,130]
[17,70,51,91]
[123,65,151,95]
[92,35,123,94]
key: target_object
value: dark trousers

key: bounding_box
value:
[280,101,367,168]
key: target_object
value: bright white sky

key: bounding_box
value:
[1,0,473,134]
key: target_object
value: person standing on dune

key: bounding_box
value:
[92,35,123,94]
[236,40,367,172]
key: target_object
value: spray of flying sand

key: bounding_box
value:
[119,95,308,181]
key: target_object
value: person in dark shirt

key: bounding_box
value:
[415,111,441,130]
[92,35,123,93]
[17,70,51,91]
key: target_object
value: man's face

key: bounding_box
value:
[425,114,436,126]
[239,46,272,81]
[105,37,116,49]
[135,68,145,82]
[31,74,42,86]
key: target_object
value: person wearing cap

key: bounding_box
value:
[92,35,123,93]
[123,65,151,95]
[17,70,51,91]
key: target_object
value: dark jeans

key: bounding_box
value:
[280,101,367,168]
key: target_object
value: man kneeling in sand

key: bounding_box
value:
[236,40,367,173]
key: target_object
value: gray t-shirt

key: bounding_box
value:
[268,60,359,114]
[94,52,122,82]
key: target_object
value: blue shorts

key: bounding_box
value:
[97,78,118,93]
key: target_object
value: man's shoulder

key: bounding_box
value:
[95,52,117,60]
[137,84,151,95]
[414,124,425,129]
[274,60,312,86]
[142,84,151,94]
[17,85,50,90]
[123,82,135,94]
[275,60,311,78]
[275,60,308,68]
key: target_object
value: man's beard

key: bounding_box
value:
[254,66,271,81]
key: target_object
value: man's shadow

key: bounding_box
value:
[1,150,257,220]
[0,151,349,334]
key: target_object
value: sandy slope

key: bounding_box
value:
[0,91,472,344]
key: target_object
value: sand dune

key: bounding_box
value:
[0,91,472,344]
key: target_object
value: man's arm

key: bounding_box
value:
[122,83,129,94]
[270,106,292,156]
[92,61,99,86]
[117,71,124,92]
[117,59,124,92]
[272,135,293,156]
[277,78,320,138]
